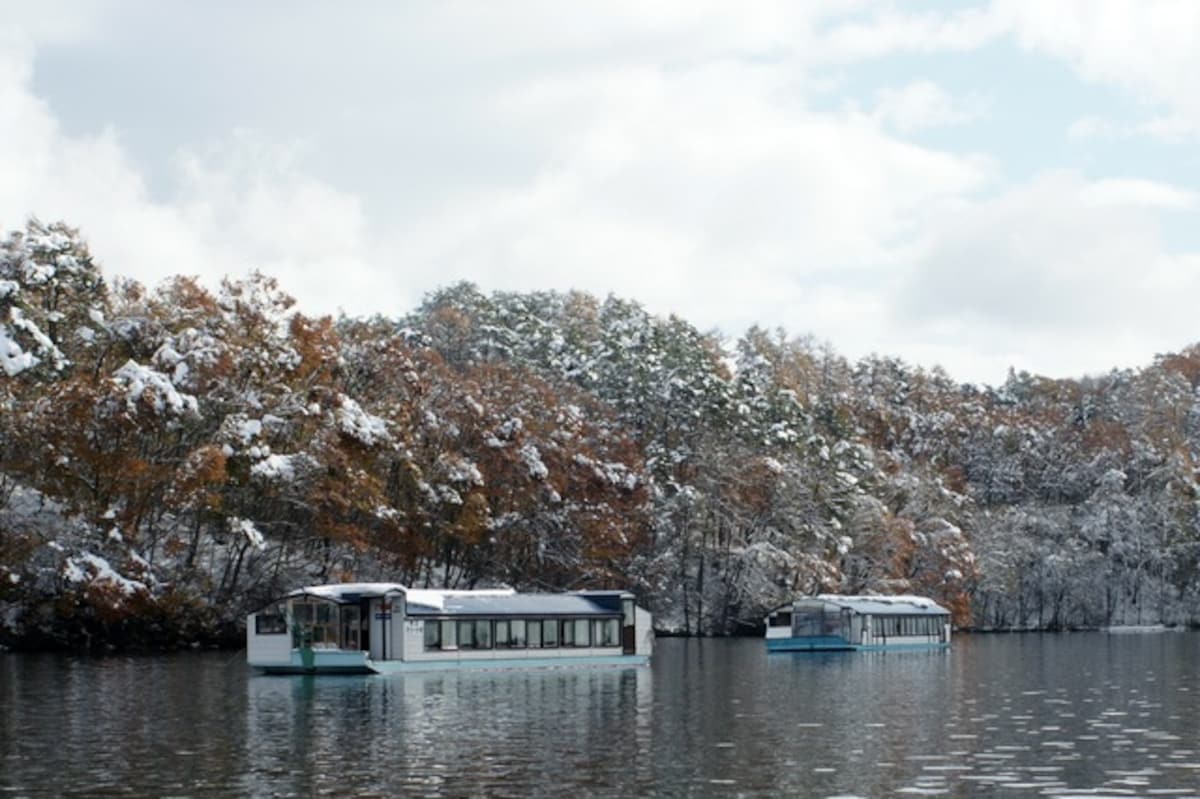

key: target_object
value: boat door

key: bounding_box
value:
[622,598,636,654]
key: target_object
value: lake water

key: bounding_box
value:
[2,633,1199,797]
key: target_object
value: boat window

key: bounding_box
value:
[527,619,542,647]
[458,620,476,649]
[560,619,574,647]
[510,619,526,647]
[623,599,635,626]
[572,619,591,647]
[494,619,527,648]
[291,600,337,647]
[292,603,313,624]
[255,611,287,635]
[542,619,558,647]
[458,620,494,650]
[424,620,441,650]
[440,619,457,649]
[474,620,493,649]
[792,606,845,638]
[311,603,335,646]
[593,618,619,647]
[340,605,362,651]
[769,612,792,628]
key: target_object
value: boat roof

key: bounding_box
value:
[406,593,625,617]
[286,582,408,602]
[790,594,950,616]
[279,583,631,615]
[285,583,517,605]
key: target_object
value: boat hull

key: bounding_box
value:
[767,636,949,653]
[250,649,650,675]
[367,654,650,674]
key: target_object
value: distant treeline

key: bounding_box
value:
[1,219,1198,650]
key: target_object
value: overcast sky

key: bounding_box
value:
[3,1,1199,385]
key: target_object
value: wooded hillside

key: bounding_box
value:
[2,220,1198,649]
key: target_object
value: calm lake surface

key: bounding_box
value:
[2,633,1199,797]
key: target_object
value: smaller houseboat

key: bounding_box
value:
[765,595,951,652]
[247,583,653,674]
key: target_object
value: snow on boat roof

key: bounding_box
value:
[280,584,631,614]
[286,582,408,602]
[801,594,951,616]
[403,588,517,611]
[405,593,622,617]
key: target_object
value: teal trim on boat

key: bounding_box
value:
[367,654,649,674]
[767,636,950,653]
[766,636,854,652]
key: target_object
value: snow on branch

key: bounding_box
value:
[229,517,266,550]
[1,324,38,376]
[250,453,318,483]
[334,395,391,446]
[62,553,147,596]
[113,360,200,416]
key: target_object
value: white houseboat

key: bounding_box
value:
[765,595,951,652]
[247,583,653,674]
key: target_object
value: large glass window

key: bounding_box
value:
[560,619,574,647]
[527,619,542,648]
[572,619,591,648]
[542,619,558,647]
[793,606,844,637]
[424,620,441,650]
[313,603,335,646]
[341,605,361,651]
[291,600,337,647]
[440,619,457,649]
[459,620,493,650]
[495,619,527,648]
[475,620,493,649]
[593,618,619,647]
[458,620,476,649]
[256,611,287,635]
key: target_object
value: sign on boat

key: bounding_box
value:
[247,582,654,674]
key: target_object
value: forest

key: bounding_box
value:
[2,219,1199,650]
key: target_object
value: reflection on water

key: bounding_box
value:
[2,633,1199,797]
[240,667,654,797]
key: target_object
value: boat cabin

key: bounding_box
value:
[247,583,653,674]
[765,595,951,652]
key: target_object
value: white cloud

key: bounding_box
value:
[1080,178,1197,210]
[817,6,1007,61]
[1000,0,1200,137]
[1067,114,1197,142]
[0,40,383,316]
[872,80,988,133]
[389,59,992,341]
[2,2,1200,389]
[895,171,1200,381]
